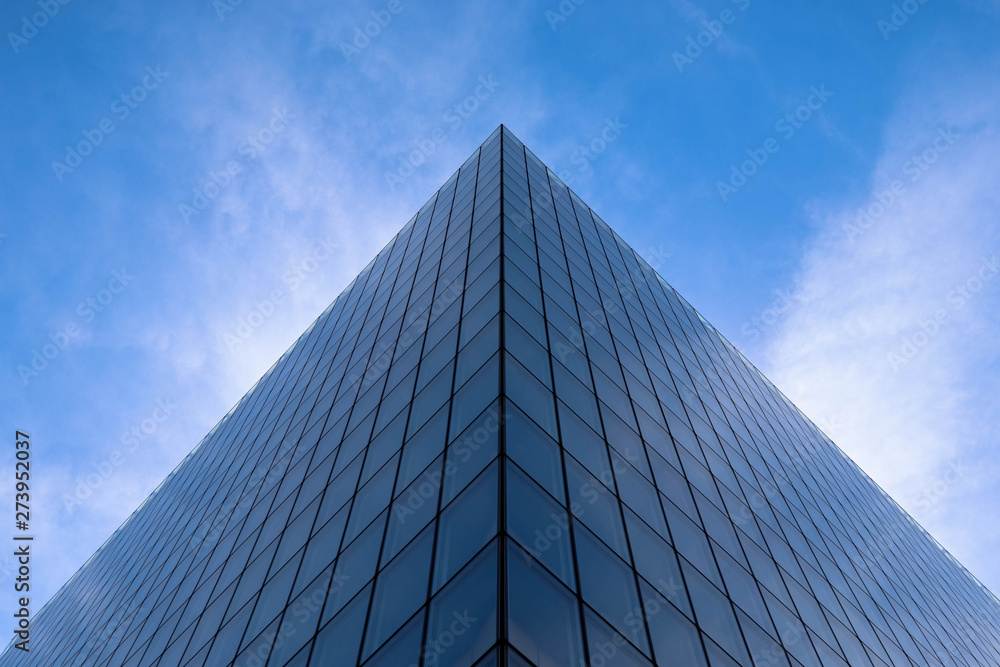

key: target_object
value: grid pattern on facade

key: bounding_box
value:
[3,126,999,667]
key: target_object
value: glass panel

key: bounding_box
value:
[565,456,629,559]
[553,364,600,431]
[664,501,722,587]
[583,605,655,667]
[398,405,448,490]
[506,355,557,437]
[322,509,387,623]
[505,403,564,501]
[362,609,425,667]
[426,542,499,667]
[451,352,500,436]
[310,583,372,667]
[434,464,499,591]
[716,549,774,637]
[507,540,585,667]
[558,403,612,487]
[343,454,398,544]
[610,450,666,536]
[456,314,500,389]
[362,409,407,484]
[316,454,363,529]
[622,508,690,617]
[361,524,434,659]
[473,647,499,667]
[506,462,575,588]
[684,561,751,664]
[642,580,709,667]
[506,316,551,388]
[574,525,648,653]
[442,402,500,505]
[384,460,440,565]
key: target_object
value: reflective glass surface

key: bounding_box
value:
[5,126,999,667]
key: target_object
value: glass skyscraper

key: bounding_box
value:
[5,125,999,667]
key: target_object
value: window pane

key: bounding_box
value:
[506,355,557,437]
[362,523,434,660]
[565,456,628,559]
[343,454,398,544]
[583,606,654,667]
[362,410,407,484]
[507,540,585,667]
[506,316,551,388]
[612,451,666,536]
[553,364,600,431]
[451,352,500,436]
[384,460,440,565]
[434,463,499,590]
[473,647,499,667]
[664,501,722,587]
[399,405,448,489]
[558,403,612,487]
[362,608,425,667]
[311,583,372,667]
[323,509,386,623]
[442,402,500,505]
[683,562,751,664]
[506,462,575,589]
[456,314,500,388]
[623,508,690,617]
[426,541,499,667]
[642,579,708,667]
[575,525,648,653]
[505,403,564,501]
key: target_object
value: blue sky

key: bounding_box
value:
[1,0,999,611]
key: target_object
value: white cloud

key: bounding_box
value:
[761,73,1000,592]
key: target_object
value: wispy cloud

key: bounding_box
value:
[761,69,1000,592]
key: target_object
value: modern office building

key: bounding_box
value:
[5,125,1000,667]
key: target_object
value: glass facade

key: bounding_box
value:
[5,125,1000,667]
